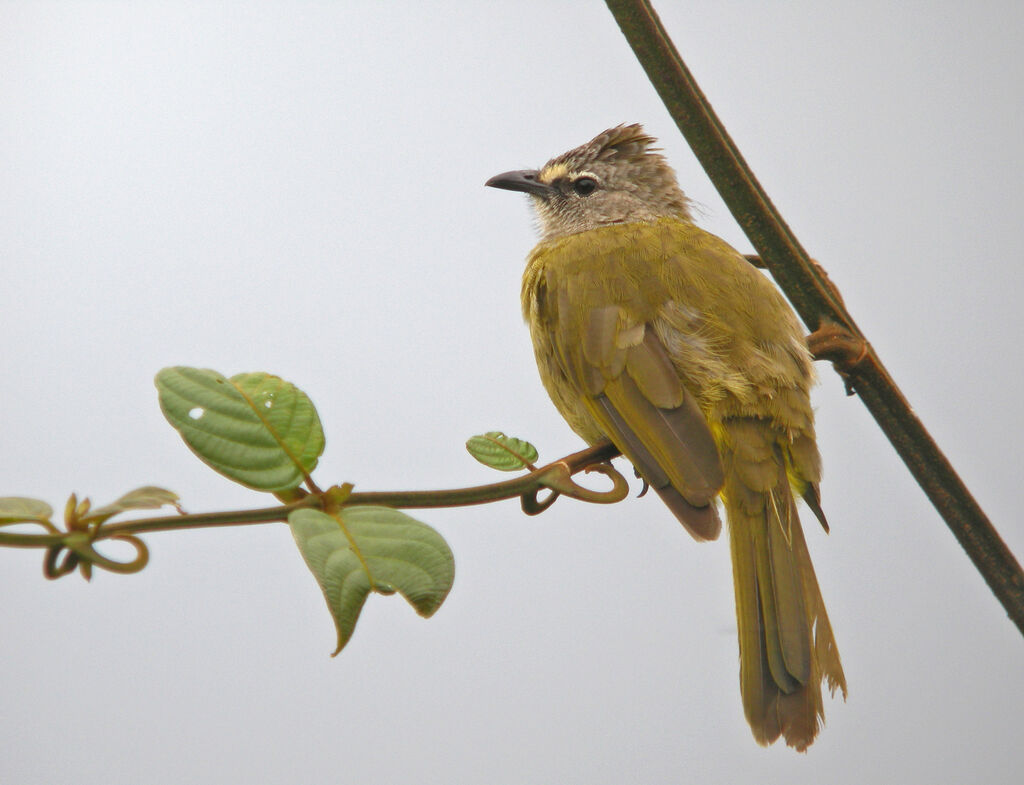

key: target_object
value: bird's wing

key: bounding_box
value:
[548,268,725,541]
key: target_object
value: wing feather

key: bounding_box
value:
[554,287,725,540]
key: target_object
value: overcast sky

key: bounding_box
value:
[3,3,1023,783]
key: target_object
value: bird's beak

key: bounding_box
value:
[485,169,552,197]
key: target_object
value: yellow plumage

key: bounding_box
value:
[490,126,845,750]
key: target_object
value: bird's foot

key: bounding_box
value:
[807,320,870,395]
[633,466,650,497]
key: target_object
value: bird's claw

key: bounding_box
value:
[807,320,870,396]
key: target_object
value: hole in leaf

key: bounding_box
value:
[188,407,205,420]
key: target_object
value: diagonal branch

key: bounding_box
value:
[605,0,1024,636]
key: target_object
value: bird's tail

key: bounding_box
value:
[721,418,846,751]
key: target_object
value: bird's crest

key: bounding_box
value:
[541,124,662,178]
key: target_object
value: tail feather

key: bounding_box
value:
[724,421,846,751]
[756,485,810,690]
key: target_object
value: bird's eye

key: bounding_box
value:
[572,177,598,196]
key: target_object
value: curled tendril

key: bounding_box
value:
[44,545,80,579]
[521,488,560,515]
[43,533,150,580]
[520,460,630,517]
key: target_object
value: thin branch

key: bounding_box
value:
[347,442,620,508]
[0,442,624,559]
[605,0,1024,635]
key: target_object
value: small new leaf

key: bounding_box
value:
[0,497,54,526]
[288,506,455,656]
[88,486,182,523]
[466,431,539,471]
[155,367,325,492]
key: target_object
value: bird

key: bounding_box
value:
[485,124,846,751]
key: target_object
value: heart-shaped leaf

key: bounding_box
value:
[156,367,324,492]
[289,506,454,655]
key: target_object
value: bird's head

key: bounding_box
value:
[486,124,691,240]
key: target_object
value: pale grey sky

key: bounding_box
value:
[2,3,1023,783]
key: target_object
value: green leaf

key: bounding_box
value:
[88,486,181,523]
[466,431,539,471]
[0,497,54,526]
[155,367,325,492]
[288,506,455,655]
